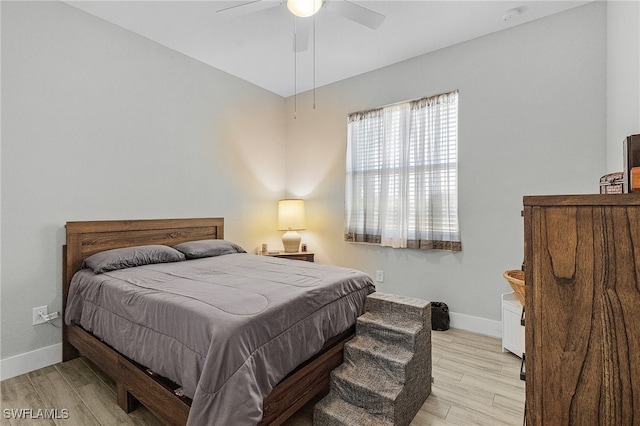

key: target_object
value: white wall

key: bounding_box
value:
[606,0,640,172]
[284,2,607,333]
[1,1,286,376]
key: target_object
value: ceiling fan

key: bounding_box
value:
[216,0,386,51]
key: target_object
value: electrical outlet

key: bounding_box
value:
[375,270,384,282]
[33,305,48,326]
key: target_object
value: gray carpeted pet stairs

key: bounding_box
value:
[314,292,432,426]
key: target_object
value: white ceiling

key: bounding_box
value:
[65,0,590,97]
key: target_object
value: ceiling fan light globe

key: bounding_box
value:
[287,0,322,17]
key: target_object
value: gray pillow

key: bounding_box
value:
[82,245,186,273]
[173,239,246,259]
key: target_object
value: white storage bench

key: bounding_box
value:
[501,292,524,358]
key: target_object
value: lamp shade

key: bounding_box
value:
[277,199,306,231]
[287,0,322,17]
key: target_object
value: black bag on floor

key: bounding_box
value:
[431,302,450,331]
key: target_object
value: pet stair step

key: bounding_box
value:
[314,393,393,426]
[343,334,414,384]
[357,311,423,335]
[365,292,431,326]
[357,311,428,350]
[330,363,403,419]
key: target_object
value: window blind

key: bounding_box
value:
[344,90,460,251]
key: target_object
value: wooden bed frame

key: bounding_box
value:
[62,218,352,425]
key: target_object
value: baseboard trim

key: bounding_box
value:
[0,343,62,381]
[449,311,502,338]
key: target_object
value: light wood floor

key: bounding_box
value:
[1,328,524,425]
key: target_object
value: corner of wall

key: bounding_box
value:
[606,0,640,172]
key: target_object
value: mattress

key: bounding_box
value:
[65,252,374,425]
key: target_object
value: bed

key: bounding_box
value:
[62,218,374,425]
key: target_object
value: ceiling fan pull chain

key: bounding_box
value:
[293,17,297,119]
[313,14,316,110]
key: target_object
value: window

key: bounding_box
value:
[344,90,460,251]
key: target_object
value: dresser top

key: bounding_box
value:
[524,193,640,207]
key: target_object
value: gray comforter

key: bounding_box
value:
[65,253,374,425]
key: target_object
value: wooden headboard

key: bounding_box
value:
[62,218,224,333]
[64,217,224,284]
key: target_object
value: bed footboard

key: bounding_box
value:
[67,325,191,425]
[66,323,352,425]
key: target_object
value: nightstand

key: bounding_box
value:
[265,252,314,262]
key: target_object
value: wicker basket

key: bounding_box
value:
[503,269,525,306]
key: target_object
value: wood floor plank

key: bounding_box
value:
[55,358,101,388]
[500,362,522,377]
[432,380,523,425]
[431,378,496,407]
[445,403,522,426]
[431,363,464,383]
[435,340,518,365]
[430,330,455,344]
[411,409,459,426]
[435,350,505,375]
[1,374,56,426]
[459,370,525,397]
[26,366,101,425]
[492,393,528,419]
[447,328,504,348]
[417,392,452,419]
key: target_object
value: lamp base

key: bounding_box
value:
[282,230,301,253]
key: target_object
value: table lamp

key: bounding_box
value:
[278,199,305,252]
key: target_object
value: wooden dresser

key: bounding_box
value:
[523,194,640,425]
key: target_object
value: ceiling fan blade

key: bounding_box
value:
[293,19,310,52]
[324,0,385,29]
[216,0,280,19]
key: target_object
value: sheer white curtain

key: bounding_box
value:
[344,108,384,244]
[345,90,460,251]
